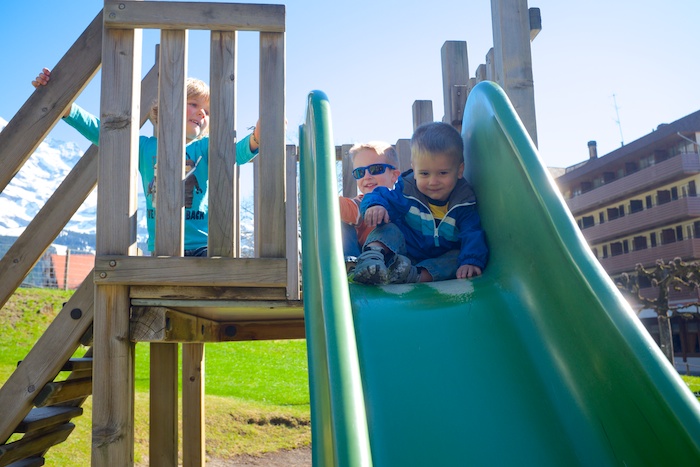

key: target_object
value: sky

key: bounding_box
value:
[1,0,699,171]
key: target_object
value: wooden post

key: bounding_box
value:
[256,32,286,258]
[491,0,538,146]
[341,143,356,198]
[93,12,142,467]
[63,250,70,291]
[395,139,412,173]
[150,28,188,467]
[412,100,433,131]
[440,41,469,127]
[485,48,495,81]
[286,145,300,300]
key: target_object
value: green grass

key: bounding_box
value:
[0,287,311,465]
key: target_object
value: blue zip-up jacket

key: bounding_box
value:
[360,170,488,269]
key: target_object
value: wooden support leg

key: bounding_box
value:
[149,343,178,466]
[92,285,135,465]
[183,343,205,466]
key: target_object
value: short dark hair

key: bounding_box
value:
[410,122,463,167]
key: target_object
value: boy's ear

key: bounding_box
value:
[458,162,465,178]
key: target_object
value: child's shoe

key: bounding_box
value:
[353,247,388,284]
[388,254,419,284]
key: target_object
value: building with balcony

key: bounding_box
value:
[555,109,700,367]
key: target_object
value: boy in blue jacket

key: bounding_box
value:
[357,122,488,284]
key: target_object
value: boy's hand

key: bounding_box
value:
[457,264,482,279]
[364,205,389,227]
[32,67,51,88]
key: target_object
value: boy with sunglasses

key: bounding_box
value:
[339,142,400,259]
[355,122,488,284]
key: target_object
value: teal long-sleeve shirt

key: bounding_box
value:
[63,103,258,253]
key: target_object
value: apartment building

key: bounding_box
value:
[555,109,700,363]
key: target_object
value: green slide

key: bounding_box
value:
[299,83,700,467]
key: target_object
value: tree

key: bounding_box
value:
[617,257,700,364]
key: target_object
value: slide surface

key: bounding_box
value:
[299,84,700,467]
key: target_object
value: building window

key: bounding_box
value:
[633,236,647,251]
[630,199,643,213]
[623,240,629,254]
[676,225,684,241]
[689,181,697,197]
[658,190,671,205]
[592,247,598,258]
[581,181,593,193]
[603,172,615,183]
[619,204,625,217]
[651,232,657,247]
[661,228,676,245]
[671,187,679,201]
[646,195,653,209]
[602,245,608,258]
[625,161,638,175]
[599,212,605,224]
[694,221,700,238]
[581,216,594,229]
[611,242,623,256]
[607,207,619,221]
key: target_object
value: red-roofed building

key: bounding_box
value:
[44,253,94,290]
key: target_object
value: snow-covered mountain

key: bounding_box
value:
[0,117,148,250]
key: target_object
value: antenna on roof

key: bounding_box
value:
[612,93,624,147]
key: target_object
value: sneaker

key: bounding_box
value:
[353,248,388,284]
[388,254,419,284]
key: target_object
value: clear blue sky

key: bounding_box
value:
[1,0,699,170]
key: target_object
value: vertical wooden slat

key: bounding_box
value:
[93,18,142,466]
[257,32,286,258]
[440,41,469,127]
[286,145,300,300]
[341,143,356,198]
[412,100,434,131]
[208,30,238,257]
[150,28,187,467]
[395,139,412,173]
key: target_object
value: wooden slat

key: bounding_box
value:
[395,139,411,174]
[0,423,74,466]
[0,275,93,445]
[412,100,434,131]
[104,1,285,32]
[208,30,238,257]
[5,457,45,467]
[92,21,141,465]
[221,320,305,341]
[33,378,92,408]
[0,10,102,193]
[130,285,288,300]
[17,407,83,434]
[286,145,300,300]
[60,358,93,373]
[94,256,287,287]
[256,32,286,258]
[341,144,356,198]
[155,29,187,257]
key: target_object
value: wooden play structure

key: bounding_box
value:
[0,1,540,465]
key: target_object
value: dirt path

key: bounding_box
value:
[208,446,311,466]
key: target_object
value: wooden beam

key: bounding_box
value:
[182,343,205,466]
[104,1,285,32]
[129,285,288,300]
[440,41,469,127]
[0,10,102,193]
[94,256,287,287]
[412,100,434,131]
[131,306,305,342]
[529,7,542,41]
[0,423,74,466]
[33,378,92,408]
[286,145,301,300]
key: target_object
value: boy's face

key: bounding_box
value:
[353,148,400,194]
[185,95,210,142]
[412,152,464,202]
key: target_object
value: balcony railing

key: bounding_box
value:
[566,153,700,216]
[598,238,700,275]
[581,196,700,244]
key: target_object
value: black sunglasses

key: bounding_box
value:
[352,163,396,180]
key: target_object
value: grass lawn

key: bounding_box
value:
[0,288,311,465]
